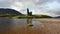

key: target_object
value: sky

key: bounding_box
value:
[0,0,60,17]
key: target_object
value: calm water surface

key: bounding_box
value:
[0,17,42,34]
[0,17,60,34]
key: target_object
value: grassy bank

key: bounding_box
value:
[0,14,52,18]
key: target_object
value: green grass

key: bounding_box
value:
[27,23,33,27]
[0,14,52,18]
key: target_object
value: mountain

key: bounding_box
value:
[0,8,24,16]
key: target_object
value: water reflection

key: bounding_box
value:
[0,17,13,26]
[0,17,41,34]
[0,17,14,34]
[27,18,33,27]
[27,18,32,24]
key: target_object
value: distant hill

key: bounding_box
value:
[0,8,24,16]
[32,15,52,18]
[54,16,60,18]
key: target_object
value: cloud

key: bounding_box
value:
[0,0,60,17]
[0,0,15,8]
[39,1,60,16]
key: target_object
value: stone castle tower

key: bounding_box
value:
[27,8,32,16]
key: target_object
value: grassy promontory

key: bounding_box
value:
[0,14,52,18]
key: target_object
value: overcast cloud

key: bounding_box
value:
[0,0,60,17]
